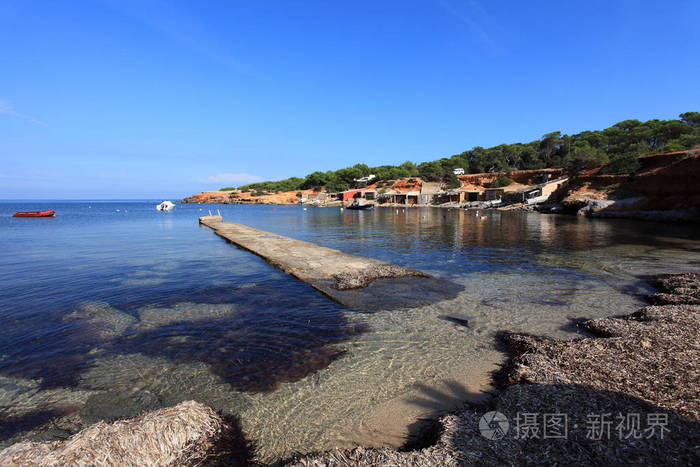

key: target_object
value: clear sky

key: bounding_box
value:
[1,0,699,199]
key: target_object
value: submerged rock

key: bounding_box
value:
[77,390,162,425]
[78,353,251,415]
[135,302,237,330]
[0,376,95,447]
[0,376,94,417]
[63,302,137,340]
[62,301,239,340]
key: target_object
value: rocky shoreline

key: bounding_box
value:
[533,198,700,223]
[1,273,698,465]
[287,273,700,465]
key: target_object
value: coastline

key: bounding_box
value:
[287,272,700,465]
[2,272,697,465]
[183,199,700,224]
[182,150,700,223]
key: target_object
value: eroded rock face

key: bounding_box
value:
[181,191,235,203]
[0,401,243,467]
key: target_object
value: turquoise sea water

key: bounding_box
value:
[1,201,698,460]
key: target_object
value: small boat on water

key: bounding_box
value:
[156,201,175,211]
[346,202,374,210]
[13,210,56,218]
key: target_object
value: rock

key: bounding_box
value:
[0,376,95,420]
[289,273,700,466]
[0,376,96,447]
[652,273,700,294]
[0,401,237,466]
[575,199,616,216]
[588,209,699,222]
[332,264,429,290]
[442,313,476,326]
[77,390,162,425]
[648,292,700,305]
[136,302,237,330]
[63,302,137,341]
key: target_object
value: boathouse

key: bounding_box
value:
[435,189,461,204]
[420,182,442,205]
[361,189,377,201]
[340,189,362,202]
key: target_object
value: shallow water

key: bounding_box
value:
[0,201,698,460]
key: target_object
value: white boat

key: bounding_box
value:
[156,201,175,211]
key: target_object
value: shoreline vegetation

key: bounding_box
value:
[183,113,700,222]
[2,273,697,465]
[182,149,700,223]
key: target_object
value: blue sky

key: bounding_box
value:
[1,0,699,199]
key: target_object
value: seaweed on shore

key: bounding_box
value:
[288,272,700,466]
[0,401,259,467]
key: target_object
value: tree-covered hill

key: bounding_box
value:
[235,112,700,193]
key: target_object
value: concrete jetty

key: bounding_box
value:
[199,216,461,310]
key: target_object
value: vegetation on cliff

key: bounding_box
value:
[232,112,700,194]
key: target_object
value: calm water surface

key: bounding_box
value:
[1,201,698,460]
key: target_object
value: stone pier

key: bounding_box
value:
[199,216,461,310]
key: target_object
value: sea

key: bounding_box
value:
[1,200,698,461]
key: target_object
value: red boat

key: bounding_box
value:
[12,210,56,218]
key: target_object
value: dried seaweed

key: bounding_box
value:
[289,273,700,466]
[0,401,254,466]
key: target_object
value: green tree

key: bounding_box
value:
[603,153,641,174]
[564,143,608,174]
[539,131,563,166]
[489,175,514,188]
[444,172,461,189]
[418,161,444,181]
[680,112,700,126]
[228,112,700,192]
[399,161,419,176]
[301,171,331,190]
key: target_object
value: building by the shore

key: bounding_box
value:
[183,168,569,208]
[361,169,568,207]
